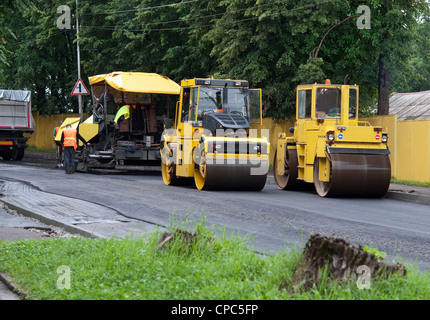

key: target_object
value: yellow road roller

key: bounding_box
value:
[274,80,391,197]
[161,78,269,190]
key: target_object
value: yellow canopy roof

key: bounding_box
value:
[88,71,180,95]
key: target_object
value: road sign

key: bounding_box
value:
[71,78,89,95]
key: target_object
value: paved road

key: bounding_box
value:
[1,160,429,271]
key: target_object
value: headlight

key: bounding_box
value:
[381,134,388,143]
[327,132,335,141]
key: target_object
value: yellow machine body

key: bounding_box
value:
[274,82,391,197]
[54,116,100,147]
[161,78,270,191]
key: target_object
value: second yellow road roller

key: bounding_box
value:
[274,80,391,197]
[161,78,269,191]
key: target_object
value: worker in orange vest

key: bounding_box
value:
[61,124,87,174]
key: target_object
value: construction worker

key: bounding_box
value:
[60,124,87,174]
[53,121,63,168]
[113,104,130,128]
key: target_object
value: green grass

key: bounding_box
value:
[0,220,429,300]
[26,146,56,154]
[391,178,430,188]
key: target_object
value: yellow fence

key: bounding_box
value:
[362,115,430,183]
[29,113,430,183]
[395,120,430,182]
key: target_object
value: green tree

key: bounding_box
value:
[403,18,430,92]
[79,0,214,79]
[357,0,429,114]
[0,0,34,65]
[0,0,91,114]
[1,0,429,119]
[202,0,370,118]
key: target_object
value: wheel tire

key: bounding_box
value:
[313,157,332,197]
[194,150,207,190]
[162,161,180,186]
[273,148,298,190]
[11,148,25,161]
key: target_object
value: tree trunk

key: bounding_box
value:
[377,54,390,115]
[290,234,406,290]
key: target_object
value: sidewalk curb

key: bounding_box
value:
[267,174,430,206]
[0,273,27,299]
[385,191,430,205]
[1,200,101,239]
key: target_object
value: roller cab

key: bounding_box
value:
[274,81,391,197]
[161,78,269,191]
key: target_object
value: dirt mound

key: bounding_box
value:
[157,230,214,253]
[290,234,407,290]
[157,230,199,249]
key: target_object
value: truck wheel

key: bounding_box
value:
[12,148,25,161]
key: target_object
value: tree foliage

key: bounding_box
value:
[0,0,429,117]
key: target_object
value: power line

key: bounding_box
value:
[9,1,334,46]
[83,0,200,16]
[11,29,73,46]
[80,1,333,33]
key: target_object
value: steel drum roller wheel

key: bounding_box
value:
[313,154,391,198]
[274,148,299,190]
[194,150,267,191]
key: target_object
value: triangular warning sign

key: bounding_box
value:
[71,78,90,95]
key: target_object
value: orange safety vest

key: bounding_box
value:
[63,128,78,150]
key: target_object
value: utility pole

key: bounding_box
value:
[76,0,83,121]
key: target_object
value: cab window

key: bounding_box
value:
[188,87,199,122]
[298,89,312,119]
[315,87,341,119]
[197,87,222,120]
[349,88,357,119]
[180,88,190,123]
[249,89,262,124]
[180,87,199,122]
